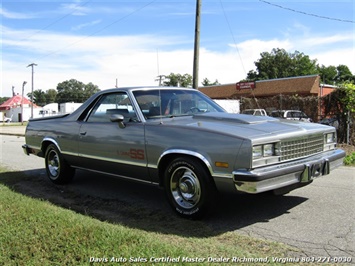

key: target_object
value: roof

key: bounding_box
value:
[199,75,322,99]
[0,94,37,110]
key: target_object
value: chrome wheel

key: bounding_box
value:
[170,166,201,209]
[47,150,60,178]
[45,144,75,184]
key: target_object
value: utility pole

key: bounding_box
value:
[192,0,201,90]
[155,75,166,86]
[27,63,37,118]
[21,81,27,125]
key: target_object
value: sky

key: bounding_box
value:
[1,0,354,97]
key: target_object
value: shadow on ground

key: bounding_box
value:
[0,168,308,237]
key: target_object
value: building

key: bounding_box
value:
[199,75,337,120]
[0,94,40,122]
[199,75,335,99]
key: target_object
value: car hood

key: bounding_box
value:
[178,112,331,141]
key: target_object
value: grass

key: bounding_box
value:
[0,168,298,266]
[343,152,355,166]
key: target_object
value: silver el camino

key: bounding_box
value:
[22,87,345,218]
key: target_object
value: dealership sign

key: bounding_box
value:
[236,82,255,90]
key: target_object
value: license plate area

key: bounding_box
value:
[301,159,330,182]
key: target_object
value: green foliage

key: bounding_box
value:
[23,79,99,106]
[56,79,100,104]
[163,73,192,87]
[340,82,355,113]
[318,65,355,85]
[45,89,57,104]
[247,48,318,80]
[0,97,10,105]
[343,152,355,166]
[27,89,47,106]
[201,78,220,86]
[317,65,338,84]
[336,65,355,83]
[321,82,355,144]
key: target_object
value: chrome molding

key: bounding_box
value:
[72,166,159,185]
[157,149,213,175]
[78,153,147,168]
[41,137,61,152]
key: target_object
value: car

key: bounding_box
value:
[319,117,339,129]
[22,87,345,219]
[242,109,267,116]
[271,110,312,122]
[3,114,13,123]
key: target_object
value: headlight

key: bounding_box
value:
[263,144,274,157]
[253,143,276,159]
[253,145,263,159]
[323,132,336,151]
[324,132,335,144]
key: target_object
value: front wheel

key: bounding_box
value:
[45,144,75,184]
[164,157,216,219]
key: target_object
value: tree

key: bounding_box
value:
[317,65,338,84]
[322,81,355,144]
[55,79,100,104]
[163,73,192,87]
[318,64,355,85]
[0,97,10,105]
[336,65,355,83]
[27,89,46,106]
[201,78,220,86]
[45,89,57,104]
[247,48,318,80]
[340,82,355,113]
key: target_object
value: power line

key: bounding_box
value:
[6,0,157,72]
[19,0,93,42]
[36,0,157,60]
[219,0,246,75]
[259,0,355,24]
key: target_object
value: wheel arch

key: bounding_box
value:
[41,137,61,156]
[157,149,214,186]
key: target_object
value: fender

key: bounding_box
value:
[40,137,62,156]
[157,149,213,176]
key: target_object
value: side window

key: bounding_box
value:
[86,93,137,123]
[293,112,300,118]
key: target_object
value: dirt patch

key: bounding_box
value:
[338,144,355,156]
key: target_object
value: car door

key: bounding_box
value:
[76,92,150,181]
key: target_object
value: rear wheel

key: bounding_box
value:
[45,144,75,184]
[164,157,216,219]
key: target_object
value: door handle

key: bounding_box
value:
[80,131,87,136]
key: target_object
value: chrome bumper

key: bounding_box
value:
[22,144,31,156]
[233,149,345,194]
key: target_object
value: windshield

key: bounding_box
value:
[133,89,225,119]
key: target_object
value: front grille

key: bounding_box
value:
[280,135,324,161]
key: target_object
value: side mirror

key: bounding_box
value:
[110,114,126,128]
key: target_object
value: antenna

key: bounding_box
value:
[156,49,160,76]
[159,88,163,125]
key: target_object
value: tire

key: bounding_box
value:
[45,144,75,184]
[164,157,216,219]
